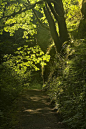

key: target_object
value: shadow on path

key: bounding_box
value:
[19,89,64,129]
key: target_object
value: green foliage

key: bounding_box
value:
[0,30,27,56]
[4,45,50,74]
[44,39,86,129]
[0,62,22,128]
[28,78,42,90]
[0,55,32,128]
[0,63,22,96]
[63,0,82,32]
[0,0,47,37]
[4,9,36,37]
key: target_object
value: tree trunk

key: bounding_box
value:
[78,0,86,38]
[81,0,86,19]
[54,0,69,43]
[43,0,69,53]
[44,4,61,53]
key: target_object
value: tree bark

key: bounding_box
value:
[43,0,69,53]
[81,0,86,19]
[54,0,69,43]
[44,4,61,53]
[78,0,86,38]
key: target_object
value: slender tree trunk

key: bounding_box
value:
[44,4,61,53]
[54,0,69,43]
[78,0,86,38]
[81,0,86,19]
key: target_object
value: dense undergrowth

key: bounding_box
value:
[0,59,43,128]
[0,64,21,128]
[44,39,86,129]
[0,61,31,129]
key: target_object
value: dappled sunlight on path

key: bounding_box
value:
[19,89,64,129]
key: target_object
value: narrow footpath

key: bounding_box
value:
[18,89,65,129]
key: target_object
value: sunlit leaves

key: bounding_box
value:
[63,0,82,32]
[40,8,48,24]
[3,7,37,37]
[5,45,50,74]
[40,61,46,66]
[0,0,46,38]
[30,0,41,4]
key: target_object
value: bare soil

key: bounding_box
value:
[17,89,65,129]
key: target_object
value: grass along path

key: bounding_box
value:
[17,89,65,129]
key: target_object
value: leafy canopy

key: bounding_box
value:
[0,0,47,37]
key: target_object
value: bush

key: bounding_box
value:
[0,61,29,128]
[45,39,86,129]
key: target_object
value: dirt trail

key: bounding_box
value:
[18,89,64,129]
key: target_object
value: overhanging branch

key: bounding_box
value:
[0,0,57,21]
[0,0,44,21]
[32,9,50,30]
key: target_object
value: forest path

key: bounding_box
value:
[18,89,64,129]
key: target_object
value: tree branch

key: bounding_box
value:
[48,3,59,22]
[0,0,44,21]
[54,0,69,42]
[0,7,24,21]
[32,9,50,30]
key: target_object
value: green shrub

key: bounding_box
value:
[45,39,86,129]
[0,62,24,128]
